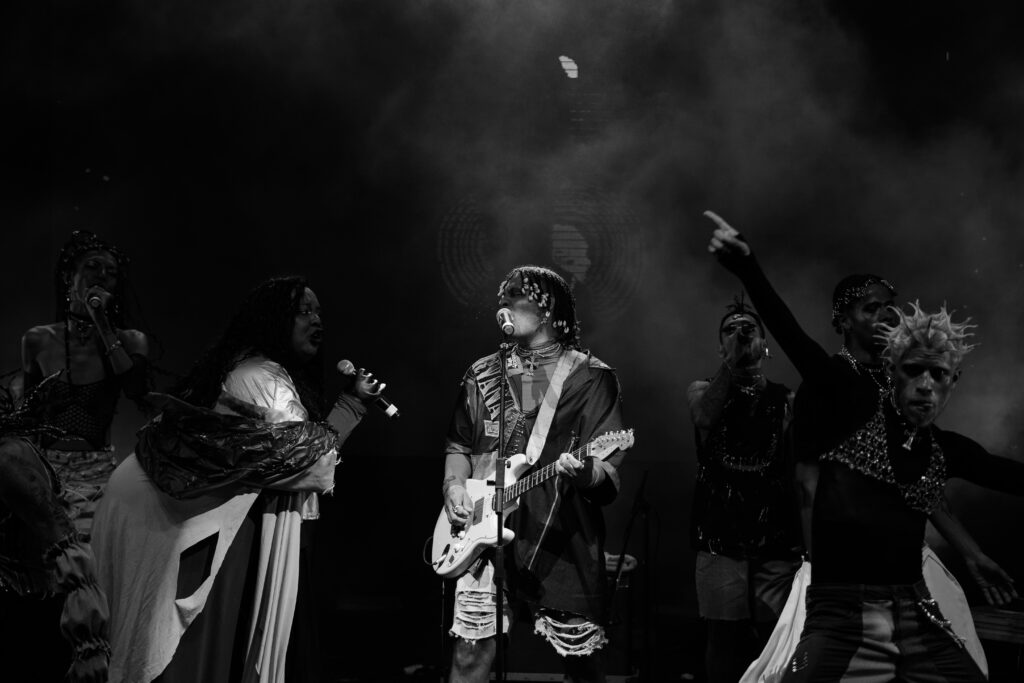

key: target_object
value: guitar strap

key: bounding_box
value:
[524,350,584,466]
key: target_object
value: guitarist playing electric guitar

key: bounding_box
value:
[441,266,628,683]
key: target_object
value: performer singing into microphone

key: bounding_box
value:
[18,230,150,541]
[91,276,380,683]
[687,298,801,683]
[442,265,627,683]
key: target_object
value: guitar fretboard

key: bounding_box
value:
[501,441,590,507]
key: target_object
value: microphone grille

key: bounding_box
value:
[336,359,356,375]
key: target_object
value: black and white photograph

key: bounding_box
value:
[4,1,1024,681]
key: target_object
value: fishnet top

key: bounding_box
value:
[41,375,121,449]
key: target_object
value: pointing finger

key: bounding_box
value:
[703,210,731,230]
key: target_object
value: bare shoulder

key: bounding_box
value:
[22,324,61,347]
[117,328,150,357]
[21,324,62,364]
[687,380,711,399]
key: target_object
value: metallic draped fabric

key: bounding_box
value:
[0,440,63,596]
[135,394,341,499]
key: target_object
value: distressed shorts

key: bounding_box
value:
[450,558,607,657]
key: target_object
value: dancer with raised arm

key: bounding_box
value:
[706,212,1020,682]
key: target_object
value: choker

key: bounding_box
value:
[67,316,96,345]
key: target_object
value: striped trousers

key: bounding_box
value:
[781,582,985,683]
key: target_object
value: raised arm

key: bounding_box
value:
[113,329,150,401]
[688,368,731,436]
[704,211,831,381]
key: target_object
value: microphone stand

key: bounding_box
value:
[605,469,650,681]
[493,337,511,683]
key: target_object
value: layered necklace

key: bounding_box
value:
[512,340,562,376]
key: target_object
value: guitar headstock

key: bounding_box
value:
[588,429,635,461]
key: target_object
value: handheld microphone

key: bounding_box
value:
[337,360,400,418]
[496,308,515,336]
[87,295,103,309]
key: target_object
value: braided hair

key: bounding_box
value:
[498,265,582,349]
[54,230,131,328]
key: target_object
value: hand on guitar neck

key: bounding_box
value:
[554,451,604,489]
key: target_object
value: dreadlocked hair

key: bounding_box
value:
[877,300,976,368]
[174,276,326,420]
[498,265,583,350]
[54,230,131,328]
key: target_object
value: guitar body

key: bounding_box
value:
[430,453,530,578]
[428,429,634,579]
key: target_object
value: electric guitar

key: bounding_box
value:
[429,429,634,578]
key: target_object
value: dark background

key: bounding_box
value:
[4,0,1024,679]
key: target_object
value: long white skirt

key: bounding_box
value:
[739,547,988,683]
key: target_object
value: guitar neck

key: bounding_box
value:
[501,441,588,507]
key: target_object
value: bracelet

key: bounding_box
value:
[105,339,125,356]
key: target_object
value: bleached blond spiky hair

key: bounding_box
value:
[877,301,976,367]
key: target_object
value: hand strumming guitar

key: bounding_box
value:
[444,482,474,527]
